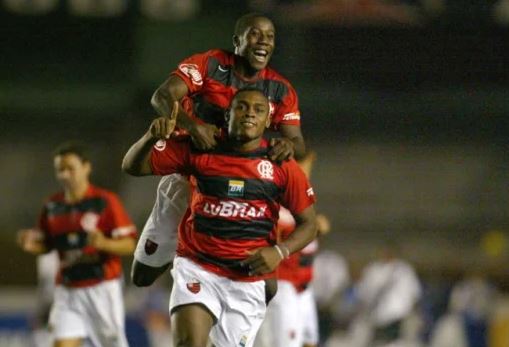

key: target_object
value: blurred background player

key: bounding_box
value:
[122,89,317,347]
[348,241,422,347]
[255,151,330,347]
[17,142,137,347]
[132,12,307,286]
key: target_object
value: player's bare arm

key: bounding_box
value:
[269,123,306,161]
[152,75,219,150]
[122,102,178,176]
[242,205,317,275]
[87,231,136,256]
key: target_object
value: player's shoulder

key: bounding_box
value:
[195,49,234,64]
[88,185,120,203]
[44,191,65,206]
[262,66,295,88]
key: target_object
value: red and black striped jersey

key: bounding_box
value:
[38,185,137,288]
[172,49,301,130]
[276,206,319,292]
[150,138,315,281]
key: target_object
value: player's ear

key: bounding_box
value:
[232,35,240,48]
[225,109,231,123]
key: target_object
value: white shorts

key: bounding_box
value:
[170,256,266,347]
[298,287,319,345]
[254,280,303,347]
[134,174,189,267]
[49,279,128,347]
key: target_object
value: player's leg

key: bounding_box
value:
[266,280,303,347]
[211,279,266,347]
[169,257,222,347]
[132,174,189,286]
[88,279,130,347]
[171,304,215,347]
[298,288,319,347]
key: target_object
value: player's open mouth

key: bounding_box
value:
[253,49,268,62]
[240,121,256,128]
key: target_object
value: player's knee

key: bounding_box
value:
[174,336,208,347]
[131,260,169,287]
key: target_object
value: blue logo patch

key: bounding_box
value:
[228,180,245,197]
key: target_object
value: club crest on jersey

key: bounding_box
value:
[80,212,99,232]
[154,139,166,151]
[257,160,274,180]
[178,63,203,86]
[239,335,248,347]
[228,180,245,198]
[144,239,159,255]
[186,279,201,294]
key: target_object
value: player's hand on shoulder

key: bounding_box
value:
[269,137,295,161]
[189,122,219,151]
[149,101,178,140]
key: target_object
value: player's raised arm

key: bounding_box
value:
[152,75,219,150]
[122,102,178,176]
[269,123,306,161]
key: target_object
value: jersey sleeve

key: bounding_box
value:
[281,160,316,214]
[150,139,192,176]
[99,193,137,239]
[271,83,301,129]
[37,204,54,250]
[171,51,210,94]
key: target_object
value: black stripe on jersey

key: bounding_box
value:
[45,197,106,217]
[52,231,88,250]
[299,254,315,267]
[207,56,289,104]
[195,175,280,200]
[207,58,232,85]
[195,251,248,274]
[194,214,273,239]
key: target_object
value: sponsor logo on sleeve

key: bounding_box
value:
[257,160,274,180]
[306,187,314,197]
[282,112,300,121]
[228,180,245,198]
[154,139,166,151]
[178,63,203,86]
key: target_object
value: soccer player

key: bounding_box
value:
[122,88,317,347]
[17,142,137,347]
[132,12,307,286]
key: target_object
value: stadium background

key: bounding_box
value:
[1,0,509,346]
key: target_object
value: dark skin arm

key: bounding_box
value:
[241,205,317,275]
[122,104,179,176]
[131,259,171,287]
[152,75,219,150]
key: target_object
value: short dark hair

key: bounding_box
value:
[234,13,271,36]
[53,141,90,162]
[232,87,268,104]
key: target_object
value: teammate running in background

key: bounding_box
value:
[132,12,307,286]
[255,151,329,347]
[122,88,317,347]
[17,142,137,347]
